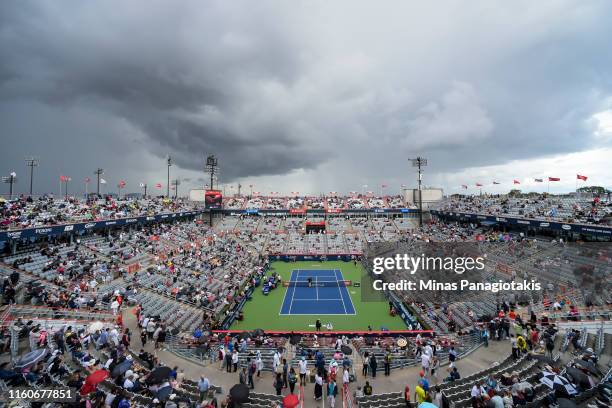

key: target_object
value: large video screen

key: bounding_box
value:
[204,190,223,209]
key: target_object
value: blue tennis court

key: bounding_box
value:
[280,269,356,315]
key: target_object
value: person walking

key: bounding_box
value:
[384,351,392,376]
[327,379,338,408]
[288,367,297,394]
[274,373,283,396]
[362,352,369,377]
[314,371,323,400]
[298,356,308,386]
[282,358,288,389]
[140,330,147,347]
[247,358,256,390]
[369,354,377,378]
[232,350,239,372]
[197,376,209,403]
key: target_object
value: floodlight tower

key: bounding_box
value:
[204,155,219,226]
[410,157,427,227]
[204,155,218,190]
[166,156,172,198]
[2,172,17,199]
[25,157,39,196]
[94,168,104,196]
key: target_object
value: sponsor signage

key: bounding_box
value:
[0,211,203,242]
[431,210,612,237]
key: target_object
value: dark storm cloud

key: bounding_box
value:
[1,0,611,194]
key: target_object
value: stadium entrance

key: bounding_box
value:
[305,221,325,233]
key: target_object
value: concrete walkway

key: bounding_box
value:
[122,305,511,407]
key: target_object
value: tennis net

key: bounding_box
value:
[282,280,352,288]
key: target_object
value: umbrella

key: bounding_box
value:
[229,383,250,404]
[14,348,48,369]
[341,345,353,355]
[532,354,557,366]
[251,328,265,337]
[86,369,109,384]
[289,334,301,345]
[539,371,577,396]
[170,328,179,335]
[574,359,601,376]
[80,369,109,395]
[88,321,105,334]
[556,398,577,408]
[111,359,133,378]
[565,367,589,388]
[283,393,300,408]
[146,366,173,384]
[155,385,173,401]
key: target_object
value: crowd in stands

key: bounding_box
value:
[1,196,195,231]
[438,195,611,225]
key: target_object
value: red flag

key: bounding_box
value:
[84,177,91,183]
[119,180,126,188]
[576,174,587,181]
[381,184,388,188]
[513,180,520,184]
[548,177,560,181]
[475,183,483,187]
[155,183,162,189]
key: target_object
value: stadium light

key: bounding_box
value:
[410,157,428,227]
[25,156,39,196]
[94,168,104,196]
[204,154,218,190]
[166,156,172,198]
[204,154,219,226]
[2,172,17,199]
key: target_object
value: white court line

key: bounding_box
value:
[335,269,349,314]
[288,269,299,315]
[315,276,319,300]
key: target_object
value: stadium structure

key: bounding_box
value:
[0,188,611,407]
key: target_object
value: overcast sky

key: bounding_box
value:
[1,0,611,197]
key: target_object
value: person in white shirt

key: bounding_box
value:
[342,368,350,387]
[123,375,134,390]
[470,381,485,405]
[421,353,431,377]
[231,351,239,372]
[424,343,433,357]
[110,299,119,315]
[298,356,308,386]
[273,351,281,372]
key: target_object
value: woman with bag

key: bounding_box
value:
[288,367,298,394]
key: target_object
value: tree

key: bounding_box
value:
[508,189,522,197]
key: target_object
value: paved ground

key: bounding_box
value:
[122,305,511,407]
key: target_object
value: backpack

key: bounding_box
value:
[249,361,256,375]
